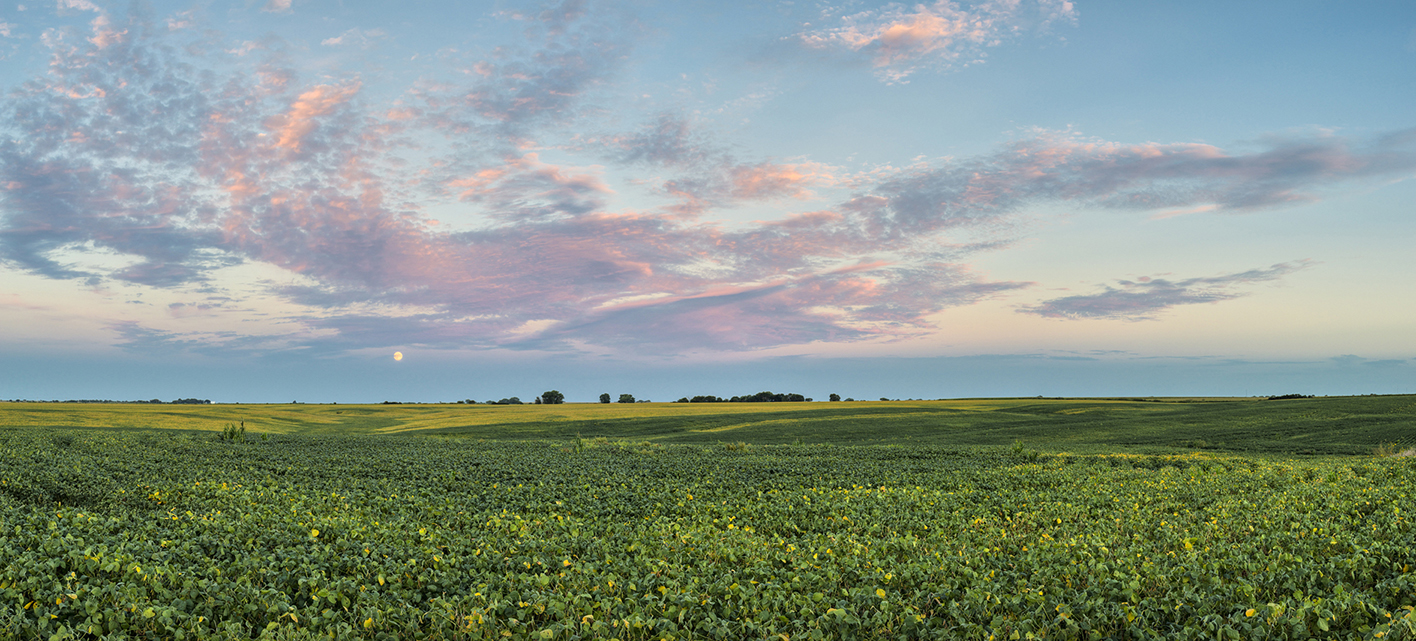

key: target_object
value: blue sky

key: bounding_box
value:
[0,0,1412,402]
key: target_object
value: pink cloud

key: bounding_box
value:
[264,83,361,154]
[729,162,827,200]
[87,14,125,49]
[795,0,1077,82]
[446,153,613,221]
[602,116,836,215]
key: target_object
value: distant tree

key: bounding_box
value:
[541,390,565,404]
[599,393,612,404]
[534,397,542,404]
[618,394,635,404]
[844,397,855,402]
[829,393,841,402]
[880,397,889,402]
[675,397,690,403]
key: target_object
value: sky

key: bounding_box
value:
[0,0,1413,403]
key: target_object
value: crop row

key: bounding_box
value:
[0,429,1412,640]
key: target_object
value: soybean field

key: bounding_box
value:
[0,397,1413,639]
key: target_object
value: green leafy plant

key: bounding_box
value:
[217,421,246,442]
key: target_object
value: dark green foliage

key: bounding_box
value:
[618,394,635,404]
[539,391,565,405]
[0,429,1412,639]
[671,392,810,403]
[216,422,245,442]
[728,391,806,402]
[829,393,841,402]
[599,393,611,404]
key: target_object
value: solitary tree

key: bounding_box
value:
[618,393,635,404]
[599,393,611,404]
[829,393,841,402]
[541,390,565,405]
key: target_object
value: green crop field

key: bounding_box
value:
[0,396,1413,639]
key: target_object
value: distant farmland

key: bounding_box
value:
[3,394,1413,455]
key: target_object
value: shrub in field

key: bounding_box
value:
[216,421,245,442]
[1374,442,1416,458]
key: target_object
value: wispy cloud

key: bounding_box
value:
[419,0,631,150]
[846,129,1416,240]
[264,82,361,154]
[604,114,715,168]
[601,114,838,215]
[56,0,101,14]
[794,0,1077,82]
[446,153,612,222]
[262,0,291,14]
[1018,261,1313,320]
[320,28,385,49]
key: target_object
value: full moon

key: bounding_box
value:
[393,351,403,361]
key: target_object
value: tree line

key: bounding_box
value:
[673,391,812,403]
[448,390,880,405]
[2,398,212,404]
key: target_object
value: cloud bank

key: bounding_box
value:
[0,4,1412,358]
